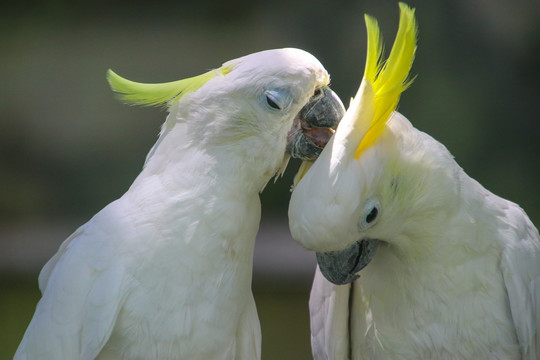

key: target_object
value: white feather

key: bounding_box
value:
[309,266,351,360]
[291,112,540,359]
[500,208,540,359]
[15,48,330,359]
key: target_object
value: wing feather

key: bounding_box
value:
[235,292,262,360]
[310,265,351,360]
[15,226,125,360]
[500,209,540,360]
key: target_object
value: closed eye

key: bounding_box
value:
[264,89,292,111]
[266,95,280,109]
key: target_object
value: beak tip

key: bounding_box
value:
[317,267,360,285]
[315,239,379,285]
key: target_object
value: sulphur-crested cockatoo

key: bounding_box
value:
[289,4,540,359]
[15,48,344,360]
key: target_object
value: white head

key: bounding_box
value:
[288,4,455,284]
[108,48,344,190]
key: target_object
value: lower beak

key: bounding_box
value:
[287,87,345,161]
[315,239,379,285]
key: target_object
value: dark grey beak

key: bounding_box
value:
[287,86,345,161]
[316,239,379,285]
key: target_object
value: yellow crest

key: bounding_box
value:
[107,66,233,109]
[355,2,417,158]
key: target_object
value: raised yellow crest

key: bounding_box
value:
[355,2,417,158]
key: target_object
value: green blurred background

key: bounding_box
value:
[1,0,539,358]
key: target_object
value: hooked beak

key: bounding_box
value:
[287,87,345,161]
[315,239,379,285]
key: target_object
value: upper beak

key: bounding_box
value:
[315,239,379,285]
[287,87,345,161]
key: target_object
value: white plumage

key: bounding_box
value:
[15,48,334,360]
[288,4,540,359]
[294,112,540,359]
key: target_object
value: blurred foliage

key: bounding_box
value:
[1,0,539,357]
[0,277,41,359]
[1,0,539,225]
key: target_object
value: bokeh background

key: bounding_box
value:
[1,0,539,358]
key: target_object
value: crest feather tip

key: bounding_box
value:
[106,65,233,109]
[354,2,418,158]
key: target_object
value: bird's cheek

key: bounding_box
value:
[286,116,302,144]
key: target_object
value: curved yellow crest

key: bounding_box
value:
[355,2,417,158]
[107,66,233,109]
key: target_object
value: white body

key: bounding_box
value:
[290,113,540,359]
[16,48,330,359]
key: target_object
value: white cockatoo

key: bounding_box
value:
[289,3,540,359]
[15,48,345,360]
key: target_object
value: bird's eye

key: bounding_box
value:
[358,199,380,231]
[264,89,292,111]
[365,207,378,224]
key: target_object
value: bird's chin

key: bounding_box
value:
[315,239,380,285]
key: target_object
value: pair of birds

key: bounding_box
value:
[15,3,539,359]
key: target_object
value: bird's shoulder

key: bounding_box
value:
[499,202,540,359]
